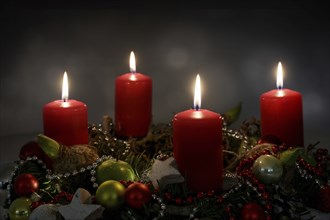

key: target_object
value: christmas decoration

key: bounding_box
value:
[312,185,330,213]
[252,154,283,184]
[13,173,39,197]
[19,140,44,161]
[96,159,136,184]
[95,180,125,209]
[149,157,184,189]
[19,140,53,170]
[58,188,104,220]
[240,202,266,220]
[37,134,99,174]
[257,134,282,145]
[8,197,32,220]
[1,103,329,220]
[29,204,59,220]
[124,182,151,209]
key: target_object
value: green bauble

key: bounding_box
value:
[96,180,125,209]
[9,197,32,220]
[96,159,136,184]
[252,155,283,185]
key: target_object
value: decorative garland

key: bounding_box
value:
[1,105,329,220]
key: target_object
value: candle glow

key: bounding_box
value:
[130,51,136,73]
[276,62,283,90]
[194,74,201,110]
[62,72,69,102]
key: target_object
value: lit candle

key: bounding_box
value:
[43,72,89,146]
[115,51,152,138]
[260,62,304,147]
[173,74,223,192]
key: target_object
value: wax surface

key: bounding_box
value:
[173,109,223,192]
[115,73,152,138]
[43,100,89,146]
[260,89,304,147]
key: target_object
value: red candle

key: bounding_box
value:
[115,51,152,138]
[43,72,89,146]
[173,74,223,192]
[260,62,304,147]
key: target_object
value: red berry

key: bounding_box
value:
[175,197,182,205]
[217,195,224,203]
[186,196,193,204]
[264,203,272,211]
[164,192,172,201]
[225,206,231,213]
[207,190,215,197]
[258,184,265,192]
[262,192,270,200]
[197,192,204,199]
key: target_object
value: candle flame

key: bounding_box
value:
[194,74,201,110]
[276,62,283,89]
[62,72,69,101]
[130,51,136,73]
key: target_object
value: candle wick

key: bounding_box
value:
[194,105,200,111]
[278,86,283,90]
[63,98,67,102]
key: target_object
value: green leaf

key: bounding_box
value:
[280,147,316,167]
[222,102,242,126]
[280,148,304,167]
[37,134,60,159]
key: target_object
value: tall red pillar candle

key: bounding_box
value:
[43,72,89,146]
[115,51,152,138]
[260,62,304,147]
[173,74,223,192]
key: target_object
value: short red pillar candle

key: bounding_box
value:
[115,51,152,138]
[173,74,223,192]
[43,72,89,146]
[260,62,304,147]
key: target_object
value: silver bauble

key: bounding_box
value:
[252,155,283,184]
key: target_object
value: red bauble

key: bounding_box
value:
[124,182,151,209]
[240,202,266,220]
[14,173,39,196]
[19,140,44,160]
[258,135,282,146]
[19,140,53,170]
[313,185,330,212]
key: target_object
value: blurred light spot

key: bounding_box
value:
[304,93,325,116]
[166,48,188,68]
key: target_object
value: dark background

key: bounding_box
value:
[1,2,329,155]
